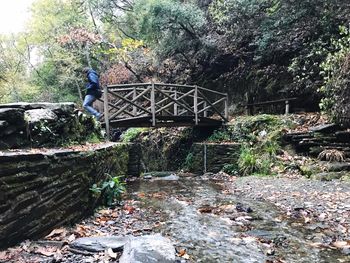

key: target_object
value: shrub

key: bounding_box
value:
[90,174,126,206]
[121,128,147,142]
[183,152,194,171]
[320,26,350,124]
[238,146,259,176]
[318,149,345,162]
[222,163,238,175]
[238,144,273,176]
[207,128,231,142]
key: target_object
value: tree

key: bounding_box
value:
[319,26,350,124]
[0,34,40,103]
[208,0,350,105]
[27,0,94,102]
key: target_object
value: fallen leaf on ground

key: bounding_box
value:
[0,251,10,261]
[198,206,214,213]
[74,224,92,237]
[99,209,111,216]
[34,246,57,257]
[304,217,312,223]
[177,249,190,259]
[308,242,329,248]
[332,241,350,249]
[177,249,186,257]
[45,228,67,240]
[67,234,76,242]
[137,192,146,198]
[123,205,135,214]
[107,248,117,259]
[151,192,166,199]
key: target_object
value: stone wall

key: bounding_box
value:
[0,143,131,248]
[187,143,241,174]
[0,102,101,149]
[131,127,216,172]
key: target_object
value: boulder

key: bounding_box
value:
[335,131,350,142]
[119,234,175,263]
[0,108,25,124]
[0,120,8,129]
[143,172,179,180]
[0,125,19,136]
[0,102,75,113]
[24,109,58,124]
[325,162,350,172]
[0,134,26,150]
[152,174,179,181]
[311,172,346,181]
[70,236,128,252]
[309,123,339,134]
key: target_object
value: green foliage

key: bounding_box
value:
[86,133,102,144]
[90,174,126,206]
[207,128,231,142]
[183,152,194,171]
[209,115,288,176]
[130,0,205,57]
[208,0,349,104]
[238,144,272,176]
[264,141,280,157]
[0,34,42,103]
[227,115,290,143]
[1,0,349,110]
[232,115,285,176]
[222,163,238,176]
[25,112,102,147]
[238,146,259,176]
[121,128,148,142]
[319,25,350,123]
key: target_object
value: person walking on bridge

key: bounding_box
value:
[82,67,102,119]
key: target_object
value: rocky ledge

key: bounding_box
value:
[0,102,101,149]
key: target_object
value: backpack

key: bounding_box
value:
[96,89,102,99]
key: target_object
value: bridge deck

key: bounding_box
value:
[100,83,228,139]
[106,116,224,128]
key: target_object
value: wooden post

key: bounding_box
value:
[285,100,290,115]
[132,87,137,116]
[103,85,110,141]
[174,89,178,116]
[203,101,207,117]
[151,82,156,126]
[194,86,198,125]
[203,144,207,173]
[224,93,229,121]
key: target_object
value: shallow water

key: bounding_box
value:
[126,176,348,263]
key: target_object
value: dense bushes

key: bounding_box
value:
[319,26,350,125]
[1,0,350,118]
[208,115,291,176]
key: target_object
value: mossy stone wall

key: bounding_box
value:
[188,143,241,174]
[0,102,101,149]
[0,143,130,248]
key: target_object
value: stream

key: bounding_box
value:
[126,175,348,263]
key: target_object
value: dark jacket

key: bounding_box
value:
[86,69,101,97]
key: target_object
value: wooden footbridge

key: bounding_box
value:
[98,82,228,137]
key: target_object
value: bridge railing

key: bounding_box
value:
[99,82,228,137]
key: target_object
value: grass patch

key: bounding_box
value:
[121,128,148,142]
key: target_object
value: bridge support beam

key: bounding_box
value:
[194,86,198,125]
[174,89,178,116]
[151,82,156,126]
[225,94,229,120]
[103,85,110,141]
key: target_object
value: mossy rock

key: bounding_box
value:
[311,172,348,181]
[143,171,175,178]
[299,164,322,178]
